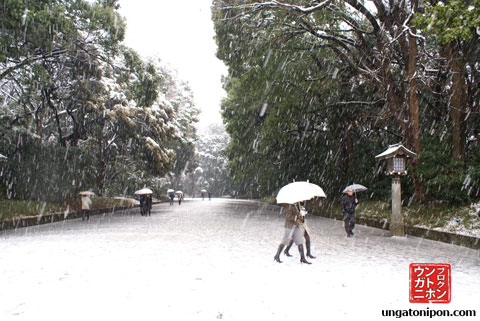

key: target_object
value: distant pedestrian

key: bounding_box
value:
[341,189,359,237]
[208,192,211,201]
[81,194,92,221]
[145,194,152,216]
[140,194,146,215]
[169,192,175,206]
[178,193,183,205]
[274,204,311,264]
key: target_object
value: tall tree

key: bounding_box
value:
[414,0,480,162]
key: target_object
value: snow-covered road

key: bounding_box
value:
[1,199,479,321]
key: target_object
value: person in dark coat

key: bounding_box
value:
[341,189,359,237]
[169,192,175,206]
[178,193,183,205]
[139,194,146,216]
[145,194,152,216]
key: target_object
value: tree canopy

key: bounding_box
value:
[0,0,199,200]
[212,0,479,203]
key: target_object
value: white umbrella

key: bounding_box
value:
[135,188,153,195]
[342,184,368,193]
[201,189,207,193]
[175,191,183,195]
[79,191,95,196]
[276,181,326,204]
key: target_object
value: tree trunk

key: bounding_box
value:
[96,133,106,196]
[406,32,426,202]
[445,43,467,163]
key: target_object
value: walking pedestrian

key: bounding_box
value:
[274,204,311,264]
[145,194,152,216]
[140,194,146,215]
[169,192,175,206]
[178,193,183,205]
[341,189,358,237]
[81,194,92,221]
[283,218,316,259]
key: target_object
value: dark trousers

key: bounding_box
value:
[343,212,355,234]
[81,209,89,221]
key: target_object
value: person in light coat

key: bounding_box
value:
[81,195,92,221]
[283,214,316,259]
[274,204,311,264]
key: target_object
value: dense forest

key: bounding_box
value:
[212,0,480,203]
[162,123,234,197]
[0,0,199,200]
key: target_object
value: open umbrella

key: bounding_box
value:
[167,189,175,193]
[201,189,207,193]
[175,191,183,195]
[342,184,368,193]
[276,181,326,204]
[135,188,153,195]
[79,191,95,196]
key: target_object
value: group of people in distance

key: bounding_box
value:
[139,194,153,216]
[274,188,359,264]
[169,192,184,206]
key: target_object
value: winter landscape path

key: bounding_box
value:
[1,199,479,321]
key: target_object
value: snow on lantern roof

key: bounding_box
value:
[375,143,417,160]
[0,153,7,161]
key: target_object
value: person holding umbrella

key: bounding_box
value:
[274,203,311,264]
[135,188,153,215]
[175,191,183,205]
[145,194,152,216]
[274,181,326,264]
[167,189,175,206]
[139,194,146,215]
[283,202,316,259]
[79,191,94,221]
[341,184,366,237]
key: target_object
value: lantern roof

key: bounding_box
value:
[0,153,7,161]
[375,143,417,160]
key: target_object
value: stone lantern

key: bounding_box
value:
[375,143,417,236]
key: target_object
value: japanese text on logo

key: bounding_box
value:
[409,263,451,304]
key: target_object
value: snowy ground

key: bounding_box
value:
[1,199,479,321]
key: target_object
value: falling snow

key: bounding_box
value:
[1,199,478,321]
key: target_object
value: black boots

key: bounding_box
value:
[276,243,313,264]
[274,244,285,263]
[305,239,316,259]
[283,240,294,257]
[298,244,312,264]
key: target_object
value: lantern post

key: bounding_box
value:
[375,143,417,236]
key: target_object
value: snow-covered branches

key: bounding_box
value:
[221,0,334,14]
